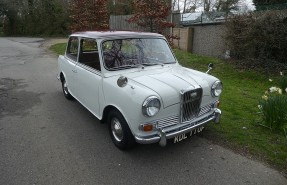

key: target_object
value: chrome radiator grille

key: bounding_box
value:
[198,103,212,117]
[156,115,179,129]
[180,88,203,123]
[150,103,212,129]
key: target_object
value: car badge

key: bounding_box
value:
[190,92,197,98]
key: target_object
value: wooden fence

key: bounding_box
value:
[109,15,142,31]
[109,13,181,31]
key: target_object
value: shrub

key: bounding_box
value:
[0,26,3,36]
[258,74,287,138]
[278,72,287,91]
[225,10,287,71]
[69,0,109,33]
[127,0,178,47]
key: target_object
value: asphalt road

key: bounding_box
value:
[0,37,286,185]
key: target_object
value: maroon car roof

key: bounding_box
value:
[71,31,164,39]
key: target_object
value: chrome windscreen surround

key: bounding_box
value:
[180,88,203,123]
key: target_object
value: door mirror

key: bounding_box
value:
[206,63,214,74]
[208,63,214,69]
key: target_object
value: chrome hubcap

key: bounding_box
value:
[111,118,123,142]
[63,80,68,95]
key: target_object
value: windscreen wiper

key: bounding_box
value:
[109,64,143,71]
[141,62,165,66]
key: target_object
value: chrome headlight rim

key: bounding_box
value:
[211,81,223,97]
[142,96,161,117]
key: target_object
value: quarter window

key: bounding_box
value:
[78,38,101,71]
[67,37,79,61]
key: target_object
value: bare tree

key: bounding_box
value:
[215,0,239,12]
[173,0,203,13]
[203,0,211,12]
[180,0,239,12]
[183,0,202,13]
[189,0,202,12]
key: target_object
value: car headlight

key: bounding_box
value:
[142,96,161,117]
[211,81,223,97]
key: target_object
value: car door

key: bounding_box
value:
[73,38,102,117]
[64,36,79,95]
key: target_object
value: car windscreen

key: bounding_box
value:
[102,38,176,71]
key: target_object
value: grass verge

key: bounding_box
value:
[175,49,287,175]
[49,43,67,55]
[50,43,287,175]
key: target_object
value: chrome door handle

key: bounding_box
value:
[72,69,77,73]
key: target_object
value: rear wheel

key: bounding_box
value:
[61,77,73,100]
[108,110,136,150]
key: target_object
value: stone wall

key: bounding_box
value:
[191,24,227,58]
[172,27,193,52]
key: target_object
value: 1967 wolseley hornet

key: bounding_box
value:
[57,31,222,150]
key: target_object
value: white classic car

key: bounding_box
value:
[57,31,222,150]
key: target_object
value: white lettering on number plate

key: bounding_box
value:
[174,127,204,143]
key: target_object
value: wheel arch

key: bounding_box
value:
[104,104,136,149]
[59,72,65,82]
[101,105,118,123]
[101,105,129,127]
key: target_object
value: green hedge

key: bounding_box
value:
[225,10,287,71]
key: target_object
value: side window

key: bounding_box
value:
[67,37,79,61]
[82,39,98,52]
[78,38,101,71]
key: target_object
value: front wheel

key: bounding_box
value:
[108,110,136,150]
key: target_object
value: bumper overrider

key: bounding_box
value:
[134,108,221,147]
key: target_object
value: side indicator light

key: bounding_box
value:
[143,124,153,132]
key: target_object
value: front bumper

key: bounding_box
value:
[134,108,221,147]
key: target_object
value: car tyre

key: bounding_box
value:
[108,110,136,150]
[61,77,73,100]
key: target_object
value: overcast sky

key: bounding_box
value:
[237,0,256,12]
[177,0,256,12]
